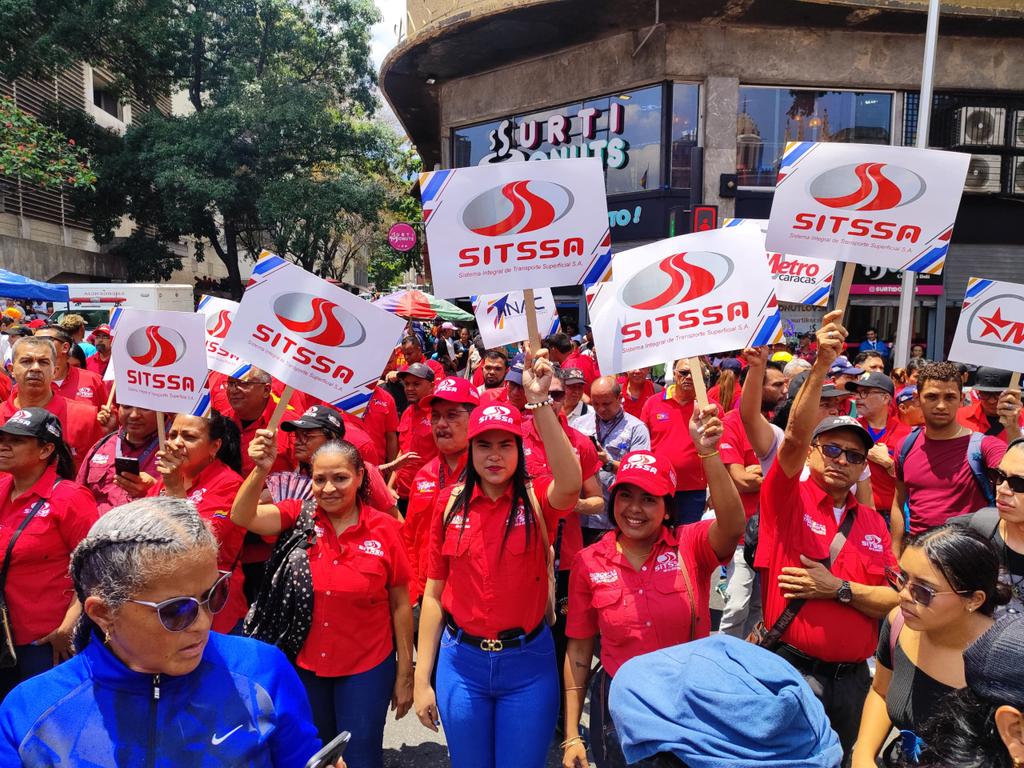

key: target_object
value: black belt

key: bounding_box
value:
[444,619,544,652]
[776,644,864,680]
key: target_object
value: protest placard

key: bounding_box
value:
[420,158,611,297]
[111,309,207,415]
[589,226,783,375]
[473,288,558,349]
[724,218,835,307]
[222,253,406,407]
[948,277,1024,380]
[197,295,248,376]
[765,142,970,274]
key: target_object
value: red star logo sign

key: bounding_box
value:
[979,307,1012,340]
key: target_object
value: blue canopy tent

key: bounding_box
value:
[0,269,69,302]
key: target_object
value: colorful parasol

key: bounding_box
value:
[373,289,472,322]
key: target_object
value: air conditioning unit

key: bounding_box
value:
[963,155,1002,193]
[1013,111,1024,148]
[1011,156,1024,195]
[952,107,1006,147]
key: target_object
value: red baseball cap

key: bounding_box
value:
[467,403,522,440]
[422,376,480,409]
[609,451,677,497]
[91,324,113,337]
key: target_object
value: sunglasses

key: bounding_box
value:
[813,442,867,465]
[988,467,1024,494]
[885,567,973,608]
[128,571,231,632]
[549,391,566,400]
[673,369,694,378]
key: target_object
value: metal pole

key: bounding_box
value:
[893,0,940,367]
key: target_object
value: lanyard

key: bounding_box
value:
[596,411,626,446]
[437,458,466,491]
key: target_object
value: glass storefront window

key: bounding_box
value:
[736,87,893,186]
[450,82,700,194]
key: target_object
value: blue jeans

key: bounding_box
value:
[0,643,55,703]
[296,653,395,768]
[672,490,707,526]
[437,624,558,768]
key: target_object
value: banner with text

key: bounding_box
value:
[197,295,248,377]
[590,226,783,375]
[111,309,207,413]
[472,288,558,348]
[765,142,970,274]
[724,218,835,306]
[420,158,612,297]
[222,253,406,404]
[949,277,1024,372]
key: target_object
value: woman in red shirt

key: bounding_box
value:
[232,436,413,768]
[562,406,745,768]
[147,411,247,634]
[0,407,98,700]
[413,348,583,768]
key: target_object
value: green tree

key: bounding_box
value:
[0,96,96,188]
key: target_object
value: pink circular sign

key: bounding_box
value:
[388,223,417,252]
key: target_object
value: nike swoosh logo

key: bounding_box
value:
[211,725,243,746]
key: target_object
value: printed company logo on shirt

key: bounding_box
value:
[654,551,678,573]
[655,413,669,421]
[860,534,884,553]
[415,479,437,494]
[590,570,619,585]
[187,487,208,506]
[25,502,51,518]
[77,387,94,399]
[91,453,110,465]
[314,523,326,538]
[803,513,827,536]
[358,539,385,557]
[513,504,527,527]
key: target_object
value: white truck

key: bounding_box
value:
[50,283,195,329]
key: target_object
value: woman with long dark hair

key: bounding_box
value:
[852,525,1008,767]
[414,347,583,768]
[146,410,247,633]
[0,407,98,700]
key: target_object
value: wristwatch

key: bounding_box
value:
[836,581,853,604]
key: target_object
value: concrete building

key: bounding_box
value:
[381,0,1024,354]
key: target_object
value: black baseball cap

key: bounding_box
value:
[397,363,435,382]
[562,368,585,385]
[965,616,1024,710]
[973,367,1012,393]
[845,371,895,397]
[812,415,874,451]
[280,405,345,436]
[0,407,64,445]
[787,371,850,403]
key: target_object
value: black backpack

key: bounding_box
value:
[242,499,317,660]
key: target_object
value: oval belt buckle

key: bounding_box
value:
[481,639,504,652]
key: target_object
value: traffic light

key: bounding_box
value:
[691,205,718,233]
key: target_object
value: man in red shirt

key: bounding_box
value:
[391,363,438,513]
[545,332,597,392]
[34,326,106,408]
[847,371,910,514]
[403,377,478,605]
[0,336,104,470]
[958,367,1024,443]
[85,324,113,379]
[756,310,898,761]
[387,336,445,384]
[220,366,295,475]
[642,359,720,525]
[362,385,399,464]
[618,368,660,420]
[476,350,509,395]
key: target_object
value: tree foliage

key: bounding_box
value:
[0,96,96,188]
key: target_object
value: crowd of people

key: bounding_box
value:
[0,303,1021,768]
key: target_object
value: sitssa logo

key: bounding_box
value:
[625,453,657,468]
[272,294,366,347]
[620,252,733,311]
[206,309,233,340]
[461,180,574,237]
[126,326,186,368]
[809,162,925,211]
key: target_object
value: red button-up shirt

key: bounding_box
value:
[958,400,1024,443]
[427,475,572,637]
[76,430,161,514]
[85,353,110,379]
[278,500,410,677]
[521,413,602,572]
[1,392,104,472]
[566,522,724,677]
[394,402,437,498]
[403,453,467,604]
[55,366,106,409]
[222,395,296,476]
[756,462,896,663]
[617,377,657,421]
[341,412,381,466]
[362,387,398,461]
[719,409,761,524]
[859,415,911,513]
[0,466,98,645]
[148,459,247,632]
[641,389,722,492]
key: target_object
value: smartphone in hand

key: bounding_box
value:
[304,731,351,768]
[114,456,141,477]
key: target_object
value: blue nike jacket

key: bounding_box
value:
[0,632,321,767]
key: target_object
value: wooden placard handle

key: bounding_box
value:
[834,262,857,323]
[1010,372,1021,392]
[266,385,295,432]
[687,357,710,409]
[105,383,116,410]
[156,411,166,449]
[524,289,542,351]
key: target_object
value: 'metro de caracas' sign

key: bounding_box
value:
[419,158,612,298]
[481,101,629,169]
[222,252,406,405]
[111,308,208,413]
[765,142,970,274]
